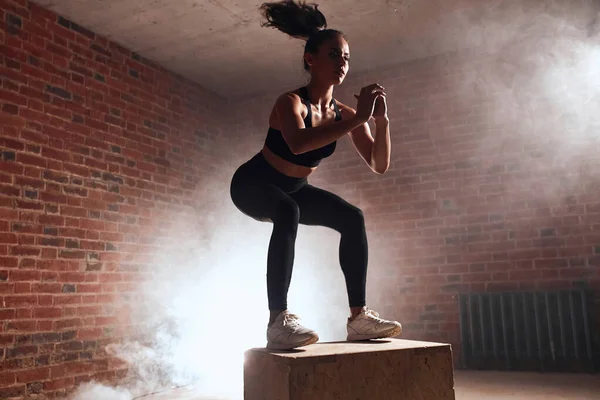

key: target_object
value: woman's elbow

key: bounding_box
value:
[289,139,307,155]
[373,161,390,174]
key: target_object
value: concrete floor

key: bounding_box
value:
[453,370,600,399]
[140,370,600,399]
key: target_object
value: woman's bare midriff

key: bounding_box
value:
[261,145,316,179]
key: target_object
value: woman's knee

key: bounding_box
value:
[343,205,365,231]
[274,199,300,227]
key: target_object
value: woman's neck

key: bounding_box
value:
[304,81,334,109]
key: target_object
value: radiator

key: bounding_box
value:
[458,288,597,372]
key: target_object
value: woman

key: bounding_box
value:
[230,0,402,350]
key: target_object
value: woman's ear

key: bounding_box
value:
[304,52,314,69]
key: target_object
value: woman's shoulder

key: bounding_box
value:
[273,88,305,109]
[269,88,307,126]
[276,87,304,101]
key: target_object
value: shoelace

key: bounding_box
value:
[363,308,386,323]
[283,313,301,328]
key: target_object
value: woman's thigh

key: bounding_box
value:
[230,171,295,222]
[290,184,363,230]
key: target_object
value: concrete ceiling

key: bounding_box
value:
[30,0,599,100]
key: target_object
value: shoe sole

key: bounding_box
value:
[266,335,319,351]
[346,324,402,342]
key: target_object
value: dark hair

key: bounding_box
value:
[259,1,348,71]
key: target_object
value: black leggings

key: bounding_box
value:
[230,152,368,311]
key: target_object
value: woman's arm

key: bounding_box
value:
[273,92,368,155]
[340,103,391,174]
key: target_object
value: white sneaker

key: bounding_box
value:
[346,307,402,341]
[266,311,319,350]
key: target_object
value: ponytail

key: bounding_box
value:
[260,1,327,40]
[260,1,347,71]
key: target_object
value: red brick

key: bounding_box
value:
[17,367,50,383]
[17,176,48,190]
[41,248,58,259]
[10,246,40,256]
[0,371,16,386]
[0,197,13,209]
[31,283,62,293]
[38,214,65,226]
[0,233,18,244]
[0,257,19,268]
[19,235,36,246]
[54,295,82,305]
[59,228,87,239]
[0,209,19,221]
[95,316,118,326]
[33,307,63,318]
[16,153,47,168]
[43,377,74,390]
[9,270,41,281]
[534,258,569,269]
[77,284,102,293]
[560,267,593,279]
[65,217,81,228]
[59,250,85,259]
[60,207,88,219]
[15,200,44,211]
[63,162,90,177]
[54,318,82,330]
[0,309,16,320]
[40,192,68,204]
[462,272,492,282]
[0,282,14,293]
[50,361,94,379]
[4,295,38,307]
[77,327,103,340]
[37,320,53,331]
[6,320,37,332]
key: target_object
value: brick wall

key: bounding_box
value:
[231,47,600,364]
[1,0,230,398]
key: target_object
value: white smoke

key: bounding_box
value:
[431,0,600,206]
[67,175,351,400]
[69,383,133,400]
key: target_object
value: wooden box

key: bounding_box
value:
[244,339,455,400]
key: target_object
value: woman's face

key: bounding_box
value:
[305,34,350,84]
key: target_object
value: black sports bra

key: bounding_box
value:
[263,86,342,168]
